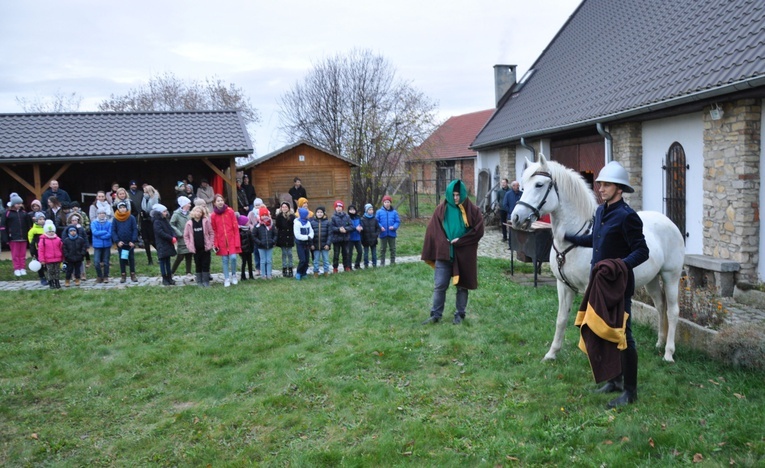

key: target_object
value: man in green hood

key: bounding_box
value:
[421,179,485,324]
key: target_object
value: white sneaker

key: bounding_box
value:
[231,276,238,285]
[14,270,21,277]
[20,269,27,276]
[224,279,231,287]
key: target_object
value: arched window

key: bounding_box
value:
[665,142,687,241]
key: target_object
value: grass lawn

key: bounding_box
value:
[1,222,763,465]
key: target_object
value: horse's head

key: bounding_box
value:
[511,154,560,230]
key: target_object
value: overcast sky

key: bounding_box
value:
[0,0,581,156]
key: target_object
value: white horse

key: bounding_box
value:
[510,155,685,362]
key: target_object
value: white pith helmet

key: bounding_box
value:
[596,161,634,193]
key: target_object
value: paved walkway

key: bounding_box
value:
[0,227,761,326]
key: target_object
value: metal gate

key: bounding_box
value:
[664,142,687,240]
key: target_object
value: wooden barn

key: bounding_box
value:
[239,140,358,212]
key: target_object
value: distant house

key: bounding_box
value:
[239,140,358,212]
[407,109,493,205]
[471,0,765,282]
[0,111,252,211]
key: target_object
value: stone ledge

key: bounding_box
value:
[632,300,717,354]
[685,254,740,272]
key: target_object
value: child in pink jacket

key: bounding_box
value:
[37,220,64,289]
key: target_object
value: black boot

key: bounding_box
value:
[49,279,56,290]
[607,387,638,408]
[162,275,172,286]
[55,279,62,289]
[196,273,204,286]
[593,377,624,394]
[241,270,247,281]
[147,250,153,266]
[202,272,211,287]
[288,267,293,278]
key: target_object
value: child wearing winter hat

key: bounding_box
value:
[63,224,88,287]
[151,204,178,286]
[27,212,49,285]
[275,201,296,277]
[67,211,91,279]
[329,200,353,273]
[91,207,113,283]
[5,193,31,277]
[252,205,277,279]
[113,200,139,283]
[376,195,401,266]
[238,214,255,280]
[184,205,215,287]
[310,206,331,277]
[347,205,363,270]
[360,204,381,268]
[293,207,314,280]
[38,220,64,289]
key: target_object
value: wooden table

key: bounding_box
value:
[506,221,553,287]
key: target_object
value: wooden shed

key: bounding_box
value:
[0,111,253,211]
[239,140,358,212]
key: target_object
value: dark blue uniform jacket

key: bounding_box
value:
[566,199,649,295]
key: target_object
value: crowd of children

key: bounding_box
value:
[2,187,402,288]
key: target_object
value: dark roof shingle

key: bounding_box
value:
[473,0,765,148]
[0,110,253,160]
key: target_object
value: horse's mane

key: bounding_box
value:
[524,158,597,222]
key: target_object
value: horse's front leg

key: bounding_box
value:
[661,272,681,362]
[543,282,576,361]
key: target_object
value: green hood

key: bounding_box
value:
[445,179,467,207]
[443,180,469,259]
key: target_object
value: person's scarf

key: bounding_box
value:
[261,215,272,230]
[114,209,131,222]
[213,204,228,215]
[443,180,469,260]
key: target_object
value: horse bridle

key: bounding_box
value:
[552,219,592,294]
[515,170,592,294]
[515,170,558,228]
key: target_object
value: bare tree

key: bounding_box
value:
[98,72,260,146]
[15,90,83,113]
[279,49,438,206]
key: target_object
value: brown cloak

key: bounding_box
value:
[421,197,485,290]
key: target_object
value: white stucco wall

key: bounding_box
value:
[475,149,500,192]
[642,113,704,255]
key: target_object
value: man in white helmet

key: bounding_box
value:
[564,161,649,408]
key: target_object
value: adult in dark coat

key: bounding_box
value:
[242,174,257,208]
[565,161,648,408]
[502,181,523,250]
[41,179,71,207]
[421,179,484,325]
[288,177,307,211]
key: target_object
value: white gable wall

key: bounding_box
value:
[642,112,705,255]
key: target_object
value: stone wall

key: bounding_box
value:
[498,146,516,182]
[611,122,644,211]
[703,99,762,281]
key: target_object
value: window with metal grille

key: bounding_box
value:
[664,142,687,242]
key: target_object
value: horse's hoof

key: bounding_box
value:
[663,354,675,363]
[542,353,557,362]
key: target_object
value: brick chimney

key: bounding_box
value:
[494,64,517,107]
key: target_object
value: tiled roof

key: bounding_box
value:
[0,111,253,161]
[412,109,494,161]
[239,139,358,169]
[473,0,765,149]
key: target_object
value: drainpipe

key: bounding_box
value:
[520,137,536,160]
[596,123,613,164]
